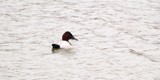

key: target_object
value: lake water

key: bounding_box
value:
[0,0,160,80]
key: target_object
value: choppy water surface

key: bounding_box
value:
[0,0,160,80]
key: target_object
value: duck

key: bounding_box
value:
[52,31,78,51]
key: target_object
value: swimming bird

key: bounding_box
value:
[52,31,78,51]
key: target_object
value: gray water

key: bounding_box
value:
[0,0,160,80]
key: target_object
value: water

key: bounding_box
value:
[0,0,160,80]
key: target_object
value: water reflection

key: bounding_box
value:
[52,48,76,56]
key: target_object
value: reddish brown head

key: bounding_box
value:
[62,31,78,41]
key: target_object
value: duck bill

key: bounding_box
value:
[74,38,78,41]
[72,37,78,41]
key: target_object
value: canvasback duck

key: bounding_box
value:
[52,31,78,51]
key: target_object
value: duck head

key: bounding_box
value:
[62,31,78,41]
